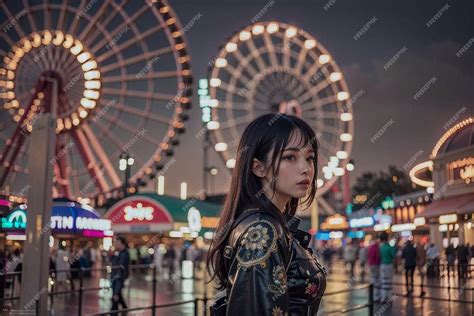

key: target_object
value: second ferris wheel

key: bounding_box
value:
[206,21,354,213]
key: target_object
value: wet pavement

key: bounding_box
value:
[2,263,472,315]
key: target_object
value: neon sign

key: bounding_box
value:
[188,207,202,232]
[1,204,111,235]
[439,214,457,224]
[449,157,474,184]
[381,197,395,210]
[349,216,374,228]
[124,203,154,222]
[391,223,416,232]
[1,210,27,229]
[321,214,348,230]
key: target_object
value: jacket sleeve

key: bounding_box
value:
[227,219,289,316]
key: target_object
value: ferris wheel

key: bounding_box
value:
[0,0,192,204]
[207,22,354,206]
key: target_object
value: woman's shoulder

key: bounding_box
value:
[229,209,288,269]
[232,208,286,238]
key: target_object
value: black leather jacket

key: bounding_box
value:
[223,205,327,315]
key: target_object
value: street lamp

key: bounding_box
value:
[346,159,355,171]
[119,152,134,196]
[208,166,218,193]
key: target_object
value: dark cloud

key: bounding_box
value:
[146,0,474,196]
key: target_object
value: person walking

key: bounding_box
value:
[368,239,381,302]
[322,242,334,273]
[110,236,130,314]
[379,232,395,303]
[402,240,417,295]
[55,245,70,291]
[343,240,358,278]
[426,243,439,277]
[416,241,427,297]
[457,243,469,278]
[445,243,456,277]
[164,242,177,283]
[358,242,368,282]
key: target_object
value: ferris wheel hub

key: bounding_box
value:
[1,31,102,134]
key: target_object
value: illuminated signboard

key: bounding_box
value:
[321,214,349,230]
[391,223,416,232]
[349,216,375,228]
[448,157,474,184]
[201,216,219,228]
[1,209,27,229]
[381,197,395,210]
[124,203,154,221]
[1,203,111,236]
[105,196,174,233]
[347,231,365,239]
[329,231,344,239]
[439,214,457,224]
[373,213,392,225]
[414,217,426,226]
[374,223,391,232]
[199,79,212,123]
[187,207,202,232]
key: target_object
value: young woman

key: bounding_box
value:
[207,113,327,315]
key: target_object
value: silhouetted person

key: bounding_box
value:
[402,240,417,295]
[426,243,439,277]
[457,244,469,278]
[379,232,395,302]
[445,244,455,277]
[416,241,426,297]
[110,236,130,314]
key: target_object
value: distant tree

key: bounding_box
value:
[352,165,416,210]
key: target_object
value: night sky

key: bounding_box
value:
[150,0,474,198]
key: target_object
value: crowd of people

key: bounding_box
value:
[0,236,209,313]
[320,234,473,302]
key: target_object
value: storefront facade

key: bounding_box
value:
[0,200,112,250]
[104,192,222,241]
[411,117,474,248]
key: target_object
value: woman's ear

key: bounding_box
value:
[251,158,266,178]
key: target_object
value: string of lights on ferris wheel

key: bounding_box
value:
[0,0,192,206]
[202,21,354,197]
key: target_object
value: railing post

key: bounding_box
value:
[194,298,199,316]
[368,283,373,316]
[447,265,451,300]
[203,291,208,316]
[78,268,84,316]
[152,265,157,316]
[49,270,55,308]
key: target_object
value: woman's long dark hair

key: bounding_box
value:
[206,113,319,289]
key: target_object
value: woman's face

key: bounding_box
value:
[260,129,316,203]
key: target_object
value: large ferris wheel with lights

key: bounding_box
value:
[0,0,192,205]
[206,22,354,213]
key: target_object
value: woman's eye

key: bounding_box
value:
[283,155,295,161]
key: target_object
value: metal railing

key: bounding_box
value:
[326,275,474,315]
[2,263,472,315]
[1,264,210,315]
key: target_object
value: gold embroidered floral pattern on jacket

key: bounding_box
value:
[268,264,288,299]
[242,224,270,251]
[272,306,284,316]
[304,279,319,298]
[236,219,278,269]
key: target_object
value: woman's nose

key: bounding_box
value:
[300,158,311,174]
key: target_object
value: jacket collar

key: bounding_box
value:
[244,195,302,233]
